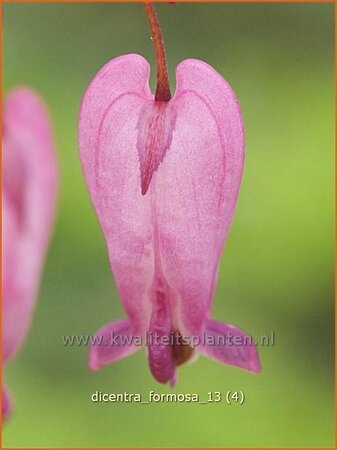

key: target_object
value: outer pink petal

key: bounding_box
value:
[89,320,139,371]
[154,59,245,336]
[3,88,59,363]
[198,319,261,373]
[78,55,154,333]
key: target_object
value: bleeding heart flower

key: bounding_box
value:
[79,3,260,385]
[2,88,59,417]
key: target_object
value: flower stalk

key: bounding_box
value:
[144,2,171,101]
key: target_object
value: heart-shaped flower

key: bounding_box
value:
[78,4,260,385]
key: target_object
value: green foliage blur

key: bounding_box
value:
[3,3,334,448]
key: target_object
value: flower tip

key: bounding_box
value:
[88,349,100,372]
[141,179,150,196]
[241,346,261,374]
[249,354,262,374]
[168,373,177,388]
[246,343,262,374]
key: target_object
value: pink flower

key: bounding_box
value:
[79,4,260,385]
[3,88,58,417]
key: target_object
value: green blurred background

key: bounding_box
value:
[3,2,334,448]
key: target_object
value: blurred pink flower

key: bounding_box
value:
[79,54,260,385]
[2,88,58,417]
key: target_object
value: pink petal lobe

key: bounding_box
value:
[79,55,154,334]
[198,319,261,373]
[89,320,139,371]
[154,59,245,337]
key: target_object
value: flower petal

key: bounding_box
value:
[89,320,139,371]
[198,319,261,373]
[153,59,245,336]
[3,88,58,363]
[79,55,154,333]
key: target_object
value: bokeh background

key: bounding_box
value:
[3,2,334,448]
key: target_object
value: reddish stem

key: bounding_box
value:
[144,2,171,102]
